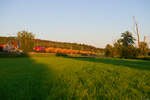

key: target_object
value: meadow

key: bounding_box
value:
[0,54,150,100]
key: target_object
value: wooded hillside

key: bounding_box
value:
[0,36,104,53]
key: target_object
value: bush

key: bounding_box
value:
[148,51,150,56]
[0,52,27,57]
[56,53,68,57]
[0,47,3,52]
[104,44,114,57]
[119,46,139,58]
[138,42,149,56]
[80,53,88,56]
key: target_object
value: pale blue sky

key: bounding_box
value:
[0,0,150,48]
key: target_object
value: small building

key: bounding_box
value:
[3,41,18,52]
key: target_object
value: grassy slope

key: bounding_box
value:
[0,55,150,100]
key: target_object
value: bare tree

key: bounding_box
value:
[133,16,140,47]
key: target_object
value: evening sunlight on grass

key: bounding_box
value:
[0,54,150,100]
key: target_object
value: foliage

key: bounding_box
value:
[107,31,137,58]
[56,53,68,57]
[148,50,150,56]
[105,31,146,58]
[120,45,139,58]
[0,37,16,45]
[138,42,149,56]
[113,40,123,57]
[0,36,103,53]
[120,31,135,47]
[0,52,26,57]
[17,30,35,52]
[0,54,150,100]
[104,44,114,57]
[34,39,103,53]
[80,53,88,56]
[119,31,138,58]
[0,47,3,52]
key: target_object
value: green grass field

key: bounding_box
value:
[0,54,150,100]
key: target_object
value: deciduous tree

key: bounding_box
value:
[17,30,34,52]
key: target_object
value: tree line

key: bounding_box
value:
[105,31,149,58]
[0,31,103,53]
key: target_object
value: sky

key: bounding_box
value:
[0,0,150,48]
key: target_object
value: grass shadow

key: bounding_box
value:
[65,56,150,71]
[0,55,54,100]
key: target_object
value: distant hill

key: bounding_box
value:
[0,36,104,53]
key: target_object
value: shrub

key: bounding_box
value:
[80,53,88,56]
[0,47,3,52]
[138,42,149,56]
[119,46,139,58]
[0,52,27,57]
[148,50,150,56]
[56,53,68,57]
[45,47,56,53]
[104,44,114,57]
